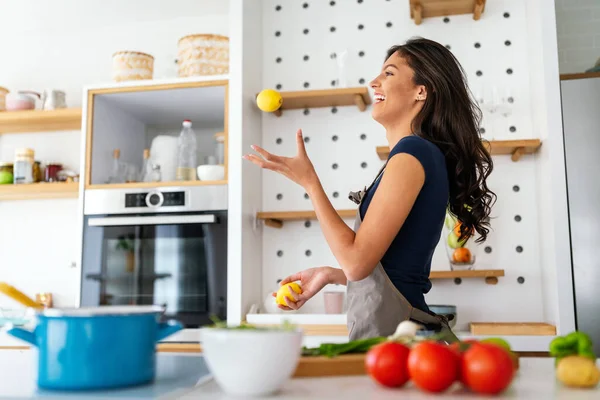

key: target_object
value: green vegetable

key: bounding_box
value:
[550,331,596,366]
[302,337,387,358]
[208,316,296,331]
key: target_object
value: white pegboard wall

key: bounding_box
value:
[258,0,544,327]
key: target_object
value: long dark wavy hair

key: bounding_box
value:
[386,37,496,242]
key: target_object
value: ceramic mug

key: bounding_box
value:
[7,305,182,390]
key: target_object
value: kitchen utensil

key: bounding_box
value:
[5,91,40,111]
[428,304,457,329]
[200,326,303,396]
[0,282,43,309]
[0,87,8,111]
[6,305,183,390]
[197,164,225,181]
[112,51,154,82]
[41,89,66,110]
[177,34,229,77]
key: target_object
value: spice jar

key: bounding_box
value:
[13,148,34,184]
[44,162,63,182]
[33,161,43,183]
[0,162,13,184]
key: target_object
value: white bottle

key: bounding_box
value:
[176,120,197,181]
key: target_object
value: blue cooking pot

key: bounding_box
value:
[6,305,183,391]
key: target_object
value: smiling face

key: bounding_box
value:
[369,51,427,129]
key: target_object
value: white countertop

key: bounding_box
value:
[0,350,598,399]
[186,357,600,399]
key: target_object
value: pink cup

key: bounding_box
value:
[323,291,345,314]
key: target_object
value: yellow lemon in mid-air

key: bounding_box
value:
[276,282,302,306]
[256,89,283,112]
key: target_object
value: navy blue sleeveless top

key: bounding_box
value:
[359,135,449,312]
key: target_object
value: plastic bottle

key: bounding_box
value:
[176,120,197,181]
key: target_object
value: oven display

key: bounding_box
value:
[125,191,185,208]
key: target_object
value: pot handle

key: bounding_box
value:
[156,320,183,342]
[6,326,37,346]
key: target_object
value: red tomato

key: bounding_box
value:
[461,342,515,395]
[407,341,459,393]
[365,342,410,388]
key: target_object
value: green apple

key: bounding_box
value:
[445,213,458,230]
[447,232,467,249]
[0,171,13,185]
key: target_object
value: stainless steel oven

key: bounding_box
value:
[80,186,227,328]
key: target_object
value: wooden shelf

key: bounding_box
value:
[257,209,357,228]
[470,322,556,336]
[377,139,541,162]
[86,180,227,190]
[560,71,600,81]
[0,182,79,201]
[410,0,486,25]
[0,108,82,134]
[429,269,504,285]
[264,87,371,117]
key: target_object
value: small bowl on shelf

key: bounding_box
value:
[197,165,225,181]
[428,304,457,329]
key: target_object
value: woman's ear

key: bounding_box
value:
[416,86,427,101]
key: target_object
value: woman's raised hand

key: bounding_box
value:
[244,129,319,192]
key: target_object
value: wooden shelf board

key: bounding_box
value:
[430,269,504,285]
[86,180,227,190]
[0,182,79,201]
[377,139,541,161]
[257,209,357,228]
[470,322,557,336]
[560,71,600,81]
[265,87,371,116]
[410,0,486,25]
[0,108,82,134]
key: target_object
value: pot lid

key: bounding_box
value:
[40,305,164,317]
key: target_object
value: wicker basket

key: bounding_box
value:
[112,51,154,82]
[0,87,8,111]
[177,34,229,77]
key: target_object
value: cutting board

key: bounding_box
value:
[293,354,367,378]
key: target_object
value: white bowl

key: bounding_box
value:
[200,327,303,396]
[197,164,225,181]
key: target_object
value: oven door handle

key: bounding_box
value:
[88,214,216,227]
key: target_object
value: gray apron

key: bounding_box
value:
[346,163,458,342]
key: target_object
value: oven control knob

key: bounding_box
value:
[145,191,164,207]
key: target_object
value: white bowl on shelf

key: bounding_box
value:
[200,327,303,396]
[197,164,224,181]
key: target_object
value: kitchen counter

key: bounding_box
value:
[0,350,598,399]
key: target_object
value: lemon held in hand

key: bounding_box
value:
[256,89,283,113]
[276,282,302,307]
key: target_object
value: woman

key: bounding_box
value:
[244,38,495,340]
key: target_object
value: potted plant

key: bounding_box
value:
[115,234,135,273]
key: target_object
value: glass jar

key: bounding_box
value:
[13,148,34,184]
[33,161,43,183]
[0,162,13,184]
[44,163,63,182]
[443,211,477,271]
[214,132,225,165]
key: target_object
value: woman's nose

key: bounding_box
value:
[370,77,380,88]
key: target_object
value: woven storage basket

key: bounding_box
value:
[0,87,8,111]
[177,34,229,77]
[112,51,154,82]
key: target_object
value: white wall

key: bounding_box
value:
[0,0,228,309]
[555,0,600,74]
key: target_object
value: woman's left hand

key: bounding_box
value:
[244,129,319,191]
